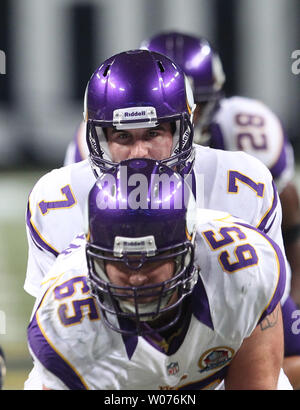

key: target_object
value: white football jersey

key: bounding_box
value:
[63,98,295,194]
[211,97,295,194]
[25,145,288,300]
[27,211,285,390]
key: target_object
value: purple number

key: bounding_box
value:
[235,113,267,152]
[228,170,265,197]
[58,298,99,326]
[237,133,267,150]
[235,113,264,127]
[203,227,246,250]
[54,276,100,326]
[202,226,258,274]
[39,185,76,215]
[54,277,89,300]
[219,243,258,273]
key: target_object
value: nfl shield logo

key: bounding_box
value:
[167,362,179,375]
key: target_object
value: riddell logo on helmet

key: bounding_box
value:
[113,107,157,126]
[124,111,146,117]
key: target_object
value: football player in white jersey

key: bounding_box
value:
[140,32,300,389]
[27,159,291,390]
[25,49,288,387]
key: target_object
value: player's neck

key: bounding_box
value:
[144,297,192,354]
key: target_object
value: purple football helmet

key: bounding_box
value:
[85,158,198,336]
[84,49,195,176]
[141,32,225,139]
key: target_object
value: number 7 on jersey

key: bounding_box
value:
[39,185,76,215]
[227,170,265,198]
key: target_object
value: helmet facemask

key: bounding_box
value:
[86,238,198,336]
[83,50,196,178]
[85,156,199,336]
[86,112,195,178]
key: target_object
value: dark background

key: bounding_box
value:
[0,0,299,170]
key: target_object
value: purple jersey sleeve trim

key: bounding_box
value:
[263,213,276,235]
[236,221,286,321]
[269,137,288,180]
[256,180,278,233]
[27,311,88,390]
[26,201,59,258]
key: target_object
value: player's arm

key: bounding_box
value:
[24,225,58,297]
[29,361,69,390]
[225,303,284,390]
[280,182,300,305]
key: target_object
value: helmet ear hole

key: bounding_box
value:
[157,60,165,73]
[103,64,111,77]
